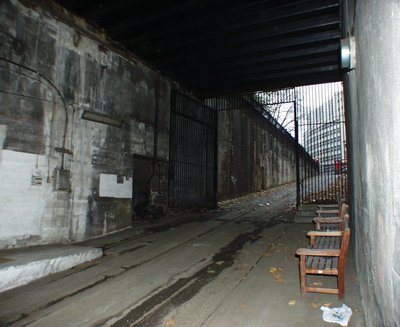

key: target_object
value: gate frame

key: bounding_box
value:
[168,90,218,209]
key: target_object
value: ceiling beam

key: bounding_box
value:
[151,29,340,69]
[178,54,339,84]
[194,70,341,97]
[127,13,339,60]
[167,42,339,74]
[113,0,338,44]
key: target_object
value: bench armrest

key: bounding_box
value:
[316,209,339,214]
[307,231,343,237]
[313,217,341,223]
[317,204,339,209]
[296,248,340,256]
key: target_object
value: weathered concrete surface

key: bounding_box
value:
[0,0,176,248]
[0,244,102,293]
[0,0,300,251]
[159,224,363,327]
[343,0,400,326]
[0,184,364,327]
[217,107,296,200]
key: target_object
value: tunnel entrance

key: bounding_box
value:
[252,82,348,204]
[168,91,218,209]
[206,82,348,206]
[296,82,347,204]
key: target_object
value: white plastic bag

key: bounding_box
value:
[320,304,352,326]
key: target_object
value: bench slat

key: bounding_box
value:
[318,257,327,270]
[332,257,338,269]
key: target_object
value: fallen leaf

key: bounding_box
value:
[165,318,176,327]
[269,267,278,273]
[311,302,319,309]
[269,266,284,273]
[216,261,224,266]
[288,299,296,306]
[272,274,285,283]
[207,270,216,274]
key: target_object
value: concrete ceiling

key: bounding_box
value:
[55,0,342,97]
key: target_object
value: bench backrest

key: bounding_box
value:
[338,204,349,230]
[339,214,350,271]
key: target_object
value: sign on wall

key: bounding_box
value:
[99,173,132,198]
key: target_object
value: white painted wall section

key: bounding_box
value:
[0,150,49,248]
[99,173,132,198]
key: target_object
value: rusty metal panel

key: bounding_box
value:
[169,91,217,209]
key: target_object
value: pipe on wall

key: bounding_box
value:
[0,56,70,170]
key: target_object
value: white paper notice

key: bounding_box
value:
[99,173,132,198]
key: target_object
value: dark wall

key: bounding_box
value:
[218,107,296,200]
[0,0,174,248]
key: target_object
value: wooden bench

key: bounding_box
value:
[313,203,348,231]
[296,216,350,299]
[316,198,346,213]
[317,203,341,210]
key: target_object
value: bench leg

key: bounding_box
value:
[299,256,307,296]
[338,274,345,300]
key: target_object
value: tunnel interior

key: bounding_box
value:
[0,0,399,326]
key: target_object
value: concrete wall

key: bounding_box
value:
[344,0,400,325]
[0,0,173,248]
[218,107,296,200]
[0,0,310,249]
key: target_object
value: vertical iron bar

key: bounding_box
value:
[327,82,332,201]
[341,83,346,201]
[312,84,317,202]
[294,101,300,208]
[302,86,306,203]
[321,83,326,201]
[316,83,319,201]
[321,84,324,199]
[213,108,218,207]
[330,82,334,200]
[168,92,174,207]
[333,82,337,200]
[324,84,327,200]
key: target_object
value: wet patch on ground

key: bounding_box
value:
[110,216,290,327]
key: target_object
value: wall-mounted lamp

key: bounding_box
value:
[81,110,124,127]
[340,36,356,70]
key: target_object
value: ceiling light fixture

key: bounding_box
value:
[340,36,356,70]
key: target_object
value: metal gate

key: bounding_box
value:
[227,82,348,205]
[169,91,218,209]
[296,82,347,204]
